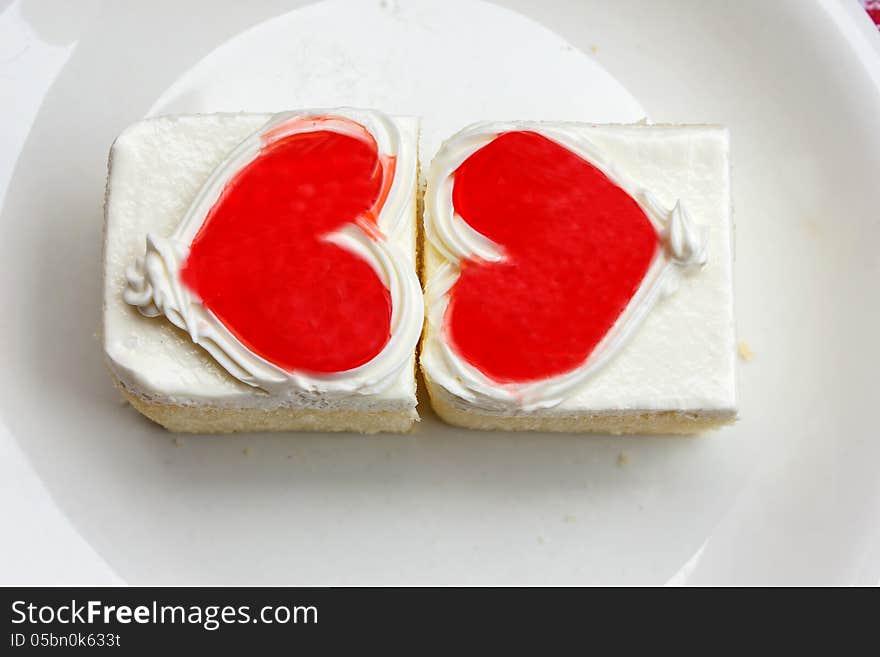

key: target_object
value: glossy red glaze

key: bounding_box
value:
[446,130,659,383]
[181,126,393,373]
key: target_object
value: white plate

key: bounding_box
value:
[1,0,878,586]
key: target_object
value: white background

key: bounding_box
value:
[1,0,879,585]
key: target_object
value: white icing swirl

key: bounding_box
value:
[665,200,708,266]
[421,121,708,411]
[124,108,423,398]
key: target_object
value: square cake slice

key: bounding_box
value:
[420,122,737,434]
[103,110,423,433]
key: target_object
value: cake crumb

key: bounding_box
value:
[563,514,576,524]
[738,340,755,362]
[616,451,629,467]
[590,44,599,54]
[242,447,251,456]
[802,216,821,237]
[172,437,183,447]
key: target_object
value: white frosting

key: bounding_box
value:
[103,113,420,412]
[120,109,423,401]
[421,122,735,415]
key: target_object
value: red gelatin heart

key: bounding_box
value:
[180,128,393,374]
[446,131,659,383]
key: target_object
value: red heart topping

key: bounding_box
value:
[180,125,394,373]
[446,131,659,383]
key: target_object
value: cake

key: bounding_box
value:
[103,109,423,433]
[420,121,737,434]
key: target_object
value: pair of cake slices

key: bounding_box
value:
[103,108,737,435]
